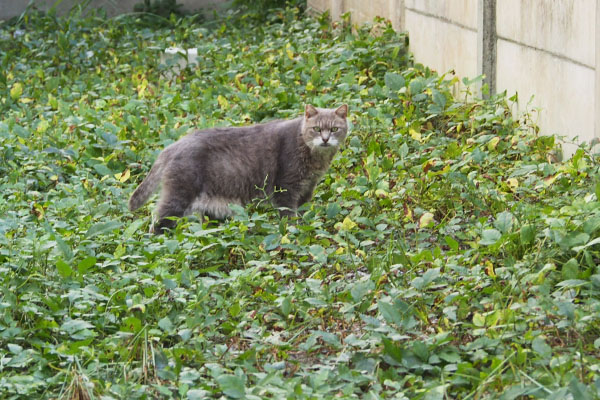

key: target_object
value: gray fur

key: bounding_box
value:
[129,104,349,233]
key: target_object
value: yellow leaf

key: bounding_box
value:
[507,178,519,190]
[19,97,34,103]
[335,247,345,255]
[374,189,388,198]
[137,79,148,98]
[119,169,130,183]
[410,128,421,142]
[543,173,560,187]
[485,261,496,278]
[129,303,146,313]
[419,212,435,228]
[10,82,23,100]
[306,81,315,91]
[358,75,368,85]
[472,312,485,327]
[285,43,294,60]
[47,93,58,109]
[36,119,49,134]
[340,216,357,231]
[217,95,229,110]
[266,54,275,64]
[488,136,500,151]
[404,205,413,221]
[280,235,291,245]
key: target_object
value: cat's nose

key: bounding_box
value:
[322,136,329,143]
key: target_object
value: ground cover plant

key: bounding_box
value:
[1,3,600,399]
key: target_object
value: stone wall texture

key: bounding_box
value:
[308,0,600,154]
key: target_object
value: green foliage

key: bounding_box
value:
[232,0,306,13]
[133,0,184,18]
[1,4,600,399]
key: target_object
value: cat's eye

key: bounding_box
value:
[331,127,339,132]
[313,127,321,132]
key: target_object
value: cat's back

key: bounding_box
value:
[179,116,302,149]
[160,116,303,182]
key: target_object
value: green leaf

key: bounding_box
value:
[409,77,424,95]
[444,236,459,251]
[438,349,461,363]
[531,337,552,359]
[480,229,502,246]
[572,237,600,252]
[561,258,579,280]
[412,268,440,290]
[494,211,514,234]
[350,279,375,303]
[61,319,94,339]
[313,330,341,348]
[124,219,145,238]
[77,256,96,274]
[378,299,415,328]
[280,296,292,316]
[384,72,405,91]
[561,232,590,249]
[382,337,403,363]
[412,341,429,362]
[158,316,174,333]
[309,244,327,264]
[569,378,592,400]
[326,202,341,218]
[56,259,72,278]
[7,343,23,354]
[432,89,446,109]
[216,375,246,399]
[472,312,485,327]
[85,220,122,238]
[93,163,112,176]
[520,224,535,245]
[121,316,142,333]
[229,301,241,317]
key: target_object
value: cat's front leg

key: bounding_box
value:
[273,190,299,217]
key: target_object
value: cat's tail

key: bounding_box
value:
[128,160,165,211]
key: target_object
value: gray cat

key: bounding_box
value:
[129,104,349,233]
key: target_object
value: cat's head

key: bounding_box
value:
[302,104,348,152]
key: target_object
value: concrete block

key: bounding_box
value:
[0,0,227,20]
[405,8,478,80]
[404,0,478,30]
[307,0,330,14]
[496,0,596,68]
[344,0,393,25]
[497,38,595,153]
[596,0,600,144]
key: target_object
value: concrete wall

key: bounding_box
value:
[495,0,597,146]
[404,0,479,83]
[0,0,227,20]
[308,0,600,154]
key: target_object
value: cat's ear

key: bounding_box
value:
[335,104,348,119]
[305,104,318,119]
